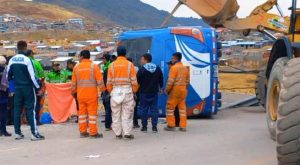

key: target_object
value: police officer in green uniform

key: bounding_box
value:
[46,63,67,83]
[27,50,44,79]
[62,59,76,81]
[27,50,45,125]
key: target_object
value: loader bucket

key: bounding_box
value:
[180,0,239,26]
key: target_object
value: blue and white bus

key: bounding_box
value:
[119,27,221,117]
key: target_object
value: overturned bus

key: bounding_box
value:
[119,27,221,117]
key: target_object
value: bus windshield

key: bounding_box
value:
[121,37,152,67]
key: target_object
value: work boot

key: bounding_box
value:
[37,121,43,126]
[164,126,175,131]
[15,133,25,140]
[133,124,140,129]
[141,127,147,133]
[90,133,103,139]
[116,134,123,139]
[152,127,158,133]
[80,132,89,138]
[31,133,45,141]
[2,132,12,137]
[105,127,112,131]
[179,128,187,132]
[0,131,12,137]
[124,134,134,140]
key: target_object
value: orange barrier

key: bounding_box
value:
[45,82,77,123]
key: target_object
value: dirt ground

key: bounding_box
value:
[0,105,276,165]
[219,73,257,94]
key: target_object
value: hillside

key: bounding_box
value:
[36,0,208,28]
[0,30,112,41]
[0,0,83,20]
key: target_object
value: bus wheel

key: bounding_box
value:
[266,57,288,140]
[277,57,300,164]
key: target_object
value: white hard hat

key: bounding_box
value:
[0,56,7,65]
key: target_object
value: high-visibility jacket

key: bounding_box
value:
[62,69,73,81]
[72,59,106,99]
[46,71,67,83]
[107,56,138,93]
[30,57,45,79]
[166,62,190,94]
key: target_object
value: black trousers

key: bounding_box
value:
[35,96,42,123]
[133,93,140,126]
[103,92,112,129]
[0,102,8,133]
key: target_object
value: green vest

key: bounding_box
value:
[46,71,67,83]
[30,58,44,78]
[102,61,111,72]
[62,69,73,81]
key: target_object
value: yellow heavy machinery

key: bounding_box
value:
[164,0,300,164]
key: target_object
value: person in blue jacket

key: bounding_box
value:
[7,41,44,141]
[137,53,163,133]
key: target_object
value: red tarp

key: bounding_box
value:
[45,82,77,123]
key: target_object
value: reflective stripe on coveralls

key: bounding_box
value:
[107,57,138,136]
[166,62,190,129]
[76,63,96,87]
[106,57,138,93]
[108,63,135,86]
[72,60,106,135]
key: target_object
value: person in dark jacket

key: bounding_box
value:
[6,56,14,126]
[7,41,44,141]
[127,57,140,128]
[137,53,163,133]
[101,54,112,130]
[0,56,11,137]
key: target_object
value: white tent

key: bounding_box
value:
[75,61,102,65]
[36,45,48,49]
[50,57,73,62]
[3,45,16,49]
[49,46,62,49]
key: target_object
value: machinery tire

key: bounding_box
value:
[277,57,300,164]
[255,68,267,109]
[266,57,288,141]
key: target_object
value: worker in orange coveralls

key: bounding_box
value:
[106,46,139,140]
[165,52,190,132]
[72,50,106,138]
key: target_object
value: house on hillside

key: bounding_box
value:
[50,22,66,30]
[67,18,84,29]
[3,14,20,23]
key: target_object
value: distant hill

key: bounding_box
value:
[0,0,83,20]
[36,0,208,28]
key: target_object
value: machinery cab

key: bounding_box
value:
[119,27,221,117]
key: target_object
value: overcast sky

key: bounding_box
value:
[141,0,297,18]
